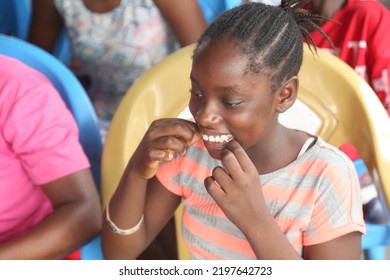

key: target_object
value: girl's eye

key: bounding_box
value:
[223,100,243,108]
[189,89,202,97]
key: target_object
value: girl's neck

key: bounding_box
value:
[247,125,309,175]
[82,0,121,13]
[308,0,347,19]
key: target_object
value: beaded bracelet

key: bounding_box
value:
[106,200,144,235]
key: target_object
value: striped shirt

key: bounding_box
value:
[156,137,365,259]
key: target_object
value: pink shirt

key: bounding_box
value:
[0,55,90,242]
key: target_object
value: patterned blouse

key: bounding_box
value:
[55,0,179,138]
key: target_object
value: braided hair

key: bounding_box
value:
[194,0,330,92]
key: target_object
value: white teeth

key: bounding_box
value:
[202,134,233,143]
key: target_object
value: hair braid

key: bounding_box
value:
[194,0,332,92]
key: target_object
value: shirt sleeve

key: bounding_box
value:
[303,152,366,245]
[156,155,185,197]
[3,72,90,185]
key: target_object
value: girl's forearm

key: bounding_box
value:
[101,167,151,259]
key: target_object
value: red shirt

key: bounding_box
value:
[309,0,390,113]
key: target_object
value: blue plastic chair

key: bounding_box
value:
[0,0,71,65]
[0,34,103,260]
[0,0,31,40]
[197,0,228,23]
[197,0,246,24]
[351,158,390,259]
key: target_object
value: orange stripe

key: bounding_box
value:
[288,159,332,176]
[262,184,317,206]
[306,198,333,231]
[274,216,308,233]
[289,159,357,216]
[180,158,212,181]
[182,209,256,258]
[184,192,227,218]
[158,156,213,197]
[290,235,303,252]
[184,239,222,260]
[181,206,221,259]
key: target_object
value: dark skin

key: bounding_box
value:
[28,0,207,52]
[0,169,101,259]
[101,39,362,260]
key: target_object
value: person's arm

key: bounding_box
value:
[101,118,201,259]
[0,169,101,259]
[205,140,362,260]
[28,0,63,52]
[153,0,207,46]
[0,66,101,259]
[302,232,362,259]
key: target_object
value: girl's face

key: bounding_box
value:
[189,40,282,160]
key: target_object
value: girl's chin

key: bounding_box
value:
[204,142,227,160]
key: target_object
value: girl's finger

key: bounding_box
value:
[204,176,226,202]
[147,148,173,162]
[222,140,257,179]
[211,166,233,193]
[152,135,188,155]
[149,118,201,147]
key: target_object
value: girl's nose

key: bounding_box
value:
[194,101,221,126]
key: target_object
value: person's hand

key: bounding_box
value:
[204,140,266,234]
[129,118,201,180]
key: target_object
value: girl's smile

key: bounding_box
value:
[200,130,235,155]
[201,133,234,143]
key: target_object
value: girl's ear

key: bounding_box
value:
[275,76,299,113]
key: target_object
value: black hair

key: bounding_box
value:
[194,0,330,92]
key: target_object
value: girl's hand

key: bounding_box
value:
[204,140,266,234]
[129,118,201,180]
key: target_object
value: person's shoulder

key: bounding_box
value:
[313,137,349,160]
[0,55,60,114]
[0,55,50,86]
[347,0,389,17]
[311,137,356,177]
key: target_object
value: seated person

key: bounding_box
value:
[307,0,390,115]
[0,55,101,259]
[29,0,207,140]
[101,2,365,260]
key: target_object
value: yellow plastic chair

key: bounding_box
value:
[101,43,390,260]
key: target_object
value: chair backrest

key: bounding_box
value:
[101,43,390,259]
[101,45,193,208]
[0,0,71,64]
[197,0,227,23]
[0,0,31,40]
[0,34,102,190]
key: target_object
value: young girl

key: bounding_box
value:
[101,1,365,260]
